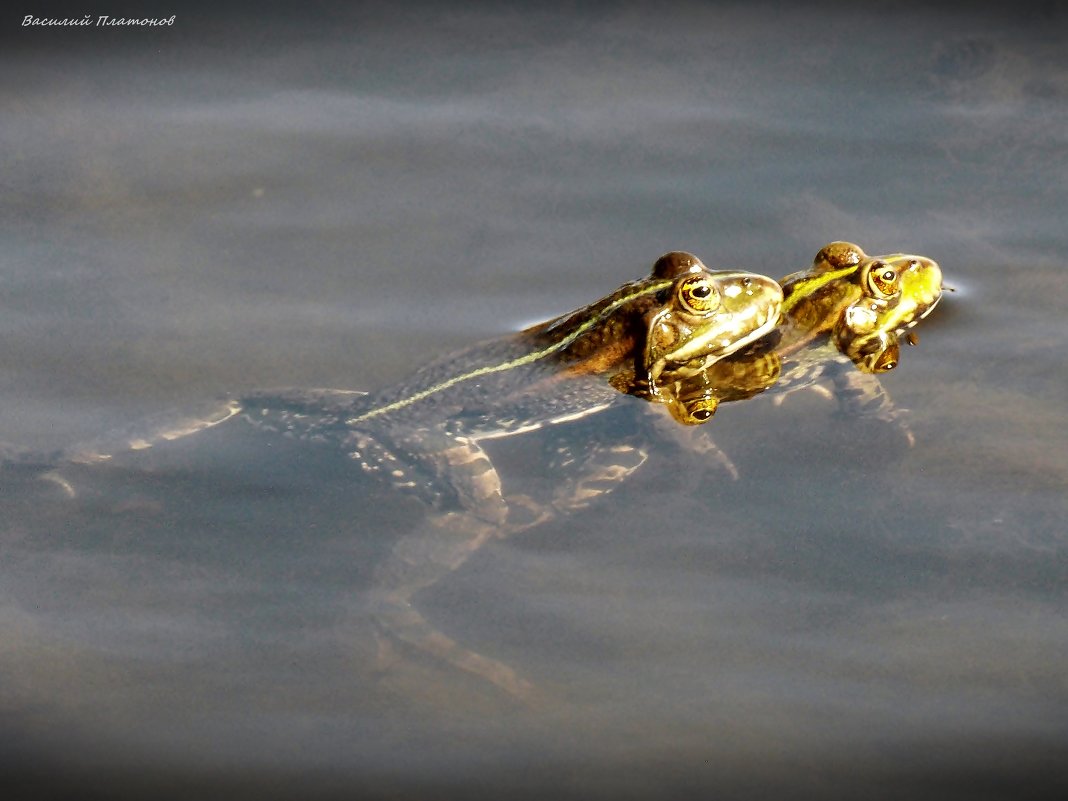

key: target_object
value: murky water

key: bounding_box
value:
[2,5,1067,800]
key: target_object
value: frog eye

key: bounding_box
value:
[866,262,901,298]
[683,401,717,427]
[677,397,718,425]
[677,276,720,315]
[869,344,899,372]
[688,403,716,423]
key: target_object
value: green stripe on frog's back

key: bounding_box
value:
[779,264,859,316]
[345,276,675,425]
[775,263,865,354]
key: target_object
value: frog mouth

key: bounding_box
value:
[901,291,942,329]
[720,298,783,352]
[873,282,944,336]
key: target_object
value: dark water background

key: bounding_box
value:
[2,3,1067,799]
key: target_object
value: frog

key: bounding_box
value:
[21,252,783,699]
[350,244,942,697]
[657,242,944,431]
[241,253,781,698]
[232,253,781,512]
[832,246,945,368]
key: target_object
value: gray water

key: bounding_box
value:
[2,4,1067,800]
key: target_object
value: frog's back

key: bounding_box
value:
[240,333,624,443]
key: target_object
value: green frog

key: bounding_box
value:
[25,253,782,699]
[238,254,782,699]
[236,253,781,514]
[659,242,944,429]
[832,246,945,369]
[351,244,942,697]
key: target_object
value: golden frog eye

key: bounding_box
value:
[668,395,719,426]
[688,400,717,422]
[676,275,720,315]
[870,345,898,372]
[866,261,901,298]
[843,331,900,373]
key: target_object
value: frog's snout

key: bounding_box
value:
[717,273,783,345]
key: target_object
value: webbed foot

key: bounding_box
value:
[367,510,536,701]
[371,595,535,701]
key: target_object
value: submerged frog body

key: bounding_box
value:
[24,253,782,699]
[14,243,947,699]
[238,255,782,698]
[241,254,781,518]
[14,245,947,699]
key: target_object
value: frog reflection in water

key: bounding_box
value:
[33,253,782,698]
[660,242,944,430]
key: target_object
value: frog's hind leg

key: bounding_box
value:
[20,398,245,500]
[832,369,914,447]
[366,431,535,699]
[369,510,535,700]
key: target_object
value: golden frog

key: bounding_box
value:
[26,253,782,699]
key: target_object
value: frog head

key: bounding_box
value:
[779,241,902,338]
[834,253,943,370]
[643,251,783,388]
[777,242,942,357]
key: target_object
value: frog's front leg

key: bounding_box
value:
[644,409,740,481]
[363,429,536,699]
[533,402,740,519]
[830,369,914,447]
[542,436,651,516]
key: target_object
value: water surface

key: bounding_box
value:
[2,4,1067,800]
